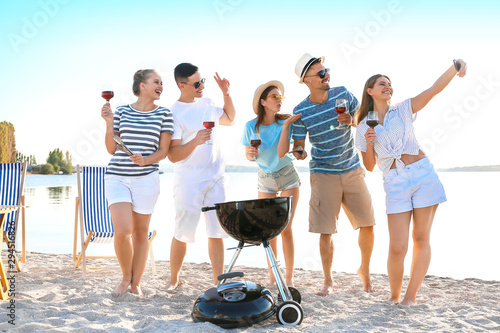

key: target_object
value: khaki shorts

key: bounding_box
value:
[309,167,375,234]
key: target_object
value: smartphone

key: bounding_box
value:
[453,59,461,71]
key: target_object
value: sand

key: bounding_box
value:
[2,252,499,332]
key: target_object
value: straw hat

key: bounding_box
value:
[252,80,285,115]
[295,53,325,84]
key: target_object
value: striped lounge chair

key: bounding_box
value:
[0,162,27,272]
[73,165,156,277]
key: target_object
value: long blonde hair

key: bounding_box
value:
[356,74,391,125]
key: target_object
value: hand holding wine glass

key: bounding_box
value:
[335,99,349,129]
[249,132,261,161]
[365,111,378,144]
[202,111,215,145]
[101,83,114,120]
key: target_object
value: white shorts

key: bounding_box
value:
[173,176,228,243]
[104,172,160,215]
[383,158,446,214]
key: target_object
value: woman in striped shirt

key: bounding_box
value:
[355,59,467,305]
[101,69,174,297]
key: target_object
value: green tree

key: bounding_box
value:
[40,163,55,174]
[60,151,74,174]
[45,148,73,174]
[0,121,16,163]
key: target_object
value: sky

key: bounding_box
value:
[1,0,499,169]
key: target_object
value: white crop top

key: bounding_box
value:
[355,98,421,176]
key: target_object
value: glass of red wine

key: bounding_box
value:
[250,132,261,162]
[366,111,379,129]
[335,98,348,129]
[102,83,114,116]
[202,111,215,145]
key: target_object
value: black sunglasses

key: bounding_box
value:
[305,68,330,79]
[182,78,206,89]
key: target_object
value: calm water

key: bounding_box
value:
[22,171,500,281]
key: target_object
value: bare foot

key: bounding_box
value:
[400,297,416,306]
[112,279,130,298]
[130,285,143,297]
[357,267,375,293]
[268,279,276,287]
[286,279,294,288]
[389,296,399,303]
[166,280,182,291]
[316,283,334,297]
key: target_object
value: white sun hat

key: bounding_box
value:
[295,53,325,84]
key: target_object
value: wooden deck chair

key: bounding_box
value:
[73,165,156,277]
[0,162,27,272]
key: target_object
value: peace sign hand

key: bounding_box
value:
[214,72,230,97]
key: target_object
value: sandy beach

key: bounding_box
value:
[1,252,498,332]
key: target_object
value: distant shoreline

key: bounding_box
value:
[25,165,500,175]
[437,165,500,172]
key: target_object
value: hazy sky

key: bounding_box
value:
[1,0,499,168]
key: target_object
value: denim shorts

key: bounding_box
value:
[257,163,301,193]
[383,157,446,214]
[104,171,160,215]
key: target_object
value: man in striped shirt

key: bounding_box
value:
[291,54,376,296]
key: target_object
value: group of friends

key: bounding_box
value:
[100,53,467,306]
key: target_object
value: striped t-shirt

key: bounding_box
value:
[355,98,421,176]
[106,104,174,177]
[291,86,360,174]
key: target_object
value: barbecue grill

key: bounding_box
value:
[191,197,303,328]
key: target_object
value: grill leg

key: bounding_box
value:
[219,240,245,285]
[263,240,292,302]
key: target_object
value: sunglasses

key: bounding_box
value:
[305,68,330,79]
[182,78,206,89]
[267,94,285,101]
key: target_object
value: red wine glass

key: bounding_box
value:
[250,132,261,161]
[203,111,215,145]
[366,111,379,129]
[102,83,114,116]
[335,98,348,129]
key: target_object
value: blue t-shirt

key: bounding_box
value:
[241,118,293,173]
[291,86,360,174]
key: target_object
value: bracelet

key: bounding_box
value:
[367,140,375,144]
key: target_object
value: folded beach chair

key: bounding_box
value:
[0,162,27,272]
[73,165,156,277]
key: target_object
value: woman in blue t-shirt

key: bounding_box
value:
[101,69,173,297]
[241,80,305,286]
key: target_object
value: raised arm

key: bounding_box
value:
[214,72,236,126]
[102,103,117,155]
[411,59,467,113]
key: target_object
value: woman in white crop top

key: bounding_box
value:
[355,59,467,305]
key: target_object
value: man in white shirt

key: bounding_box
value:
[166,63,235,289]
